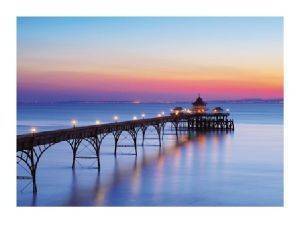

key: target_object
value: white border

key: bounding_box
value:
[1,0,299,224]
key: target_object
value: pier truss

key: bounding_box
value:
[17,113,234,192]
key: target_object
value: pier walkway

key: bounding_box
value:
[17,113,234,192]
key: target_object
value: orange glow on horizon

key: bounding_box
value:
[18,65,283,97]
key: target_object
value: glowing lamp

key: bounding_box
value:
[141,113,146,119]
[30,127,37,134]
[113,115,119,122]
[226,109,230,112]
[157,113,162,117]
[95,120,101,125]
[71,119,77,128]
[133,116,137,120]
[161,111,165,116]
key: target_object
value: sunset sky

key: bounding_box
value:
[17,17,283,102]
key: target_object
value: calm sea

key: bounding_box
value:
[17,102,283,206]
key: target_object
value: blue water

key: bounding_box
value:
[17,102,282,134]
[17,102,283,206]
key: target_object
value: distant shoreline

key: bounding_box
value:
[17,99,283,105]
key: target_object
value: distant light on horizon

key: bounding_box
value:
[95,120,101,125]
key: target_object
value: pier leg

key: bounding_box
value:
[29,148,37,193]
[72,151,76,169]
[188,120,191,132]
[154,125,162,147]
[31,170,37,193]
[172,121,179,141]
[113,131,122,156]
[158,131,161,147]
[128,129,138,155]
[114,138,118,155]
[141,127,146,146]
[94,143,100,171]
[90,135,105,171]
[134,138,137,155]
[67,139,82,170]
[161,123,165,140]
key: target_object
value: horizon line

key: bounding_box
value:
[17,98,284,104]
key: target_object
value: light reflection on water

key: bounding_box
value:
[17,124,283,206]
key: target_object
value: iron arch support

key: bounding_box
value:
[83,133,108,170]
[140,126,148,146]
[153,124,162,147]
[171,120,179,140]
[112,130,122,155]
[66,139,82,170]
[126,128,139,155]
[17,142,55,193]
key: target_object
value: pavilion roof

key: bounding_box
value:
[192,96,206,106]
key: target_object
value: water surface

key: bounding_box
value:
[17,102,283,206]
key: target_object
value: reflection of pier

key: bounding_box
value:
[17,113,234,192]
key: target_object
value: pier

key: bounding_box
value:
[17,112,234,193]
